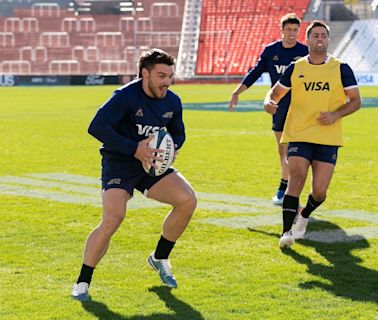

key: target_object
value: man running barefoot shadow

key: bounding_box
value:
[80,286,205,320]
[249,221,378,303]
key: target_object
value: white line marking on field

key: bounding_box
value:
[0,173,161,209]
[196,192,272,208]
[0,184,100,206]
[303,226,378,243]
[0,173,275,213]
[203,215,281,229]
[0,175,99,195]
[316,210,378,223]
[197,202,269,214]
[0,173,377,243]
[26,172,99,185]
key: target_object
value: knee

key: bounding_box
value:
[100,210,125,236]
[184,193,197,215]
[288,174,306,189]
[176,192,197,216]
[312,191,326,202]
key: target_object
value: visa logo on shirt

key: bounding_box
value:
[136,124,160,136]
[303,82,330,91]
[274,65,288,74]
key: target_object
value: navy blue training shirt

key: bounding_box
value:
[242,41,308,109]
[242,41,308,87]
[88,78,185,161]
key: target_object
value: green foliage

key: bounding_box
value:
[0,85,377,319]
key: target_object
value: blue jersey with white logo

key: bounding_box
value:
[242,41,308,87]
[88,78,185,161]
[242,41,308,109]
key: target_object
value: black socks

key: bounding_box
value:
[76,235,176,286]
[282,195,299,233]
[154,235,175,260]
[75,236,176,286]
[279,179,288,191]
[301,194,325,218]
[77,263,95,285]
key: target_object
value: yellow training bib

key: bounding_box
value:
[281,56,347,146]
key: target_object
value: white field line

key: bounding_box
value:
[196,192,272,208]
[316,210,378,223]
[0,175,99,195]
[0,173,276,214]
[0,175,160,209]
[202,216,378,242]
[304,226,378,243]
[1,173,377,243]
[0,184,101,207]
[202,215,282,229]
[26,172,100,185]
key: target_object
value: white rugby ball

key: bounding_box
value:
[143,130,175,176]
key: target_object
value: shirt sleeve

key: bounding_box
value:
[278,63,295,88]
[88,90,138,156]
[166,98,185,150]
[241,47,268,87]
[340,63,358,90]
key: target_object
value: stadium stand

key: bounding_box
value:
[0,60,31,74]
[195,0,311,76]
[0,31,15,46]
[333,19,378,72]
[1,0,377,78]
[0,0,184,75]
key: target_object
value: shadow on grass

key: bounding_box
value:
[81,286,205,320]
[248,221,378,304]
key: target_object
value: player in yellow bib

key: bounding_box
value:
[263,20,361,248]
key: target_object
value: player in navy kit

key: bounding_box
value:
[72,49,197,301]
[229,13,308,206]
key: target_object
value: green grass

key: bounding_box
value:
[0,84,377,320]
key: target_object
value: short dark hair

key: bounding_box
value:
[138,48,175,78]
[281,13,301,29]
[306,20,330,38]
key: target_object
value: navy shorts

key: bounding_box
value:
[272,94,290,132]
[101,157,175,196]
[287,142,339,165]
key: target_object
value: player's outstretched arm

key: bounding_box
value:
[229,84,248,112]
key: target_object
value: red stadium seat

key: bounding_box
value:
[1,1,184,75]
[196,0,311,75]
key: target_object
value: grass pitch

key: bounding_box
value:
[0,84,377,319]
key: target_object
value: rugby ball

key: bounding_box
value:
[143,130,175,176]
